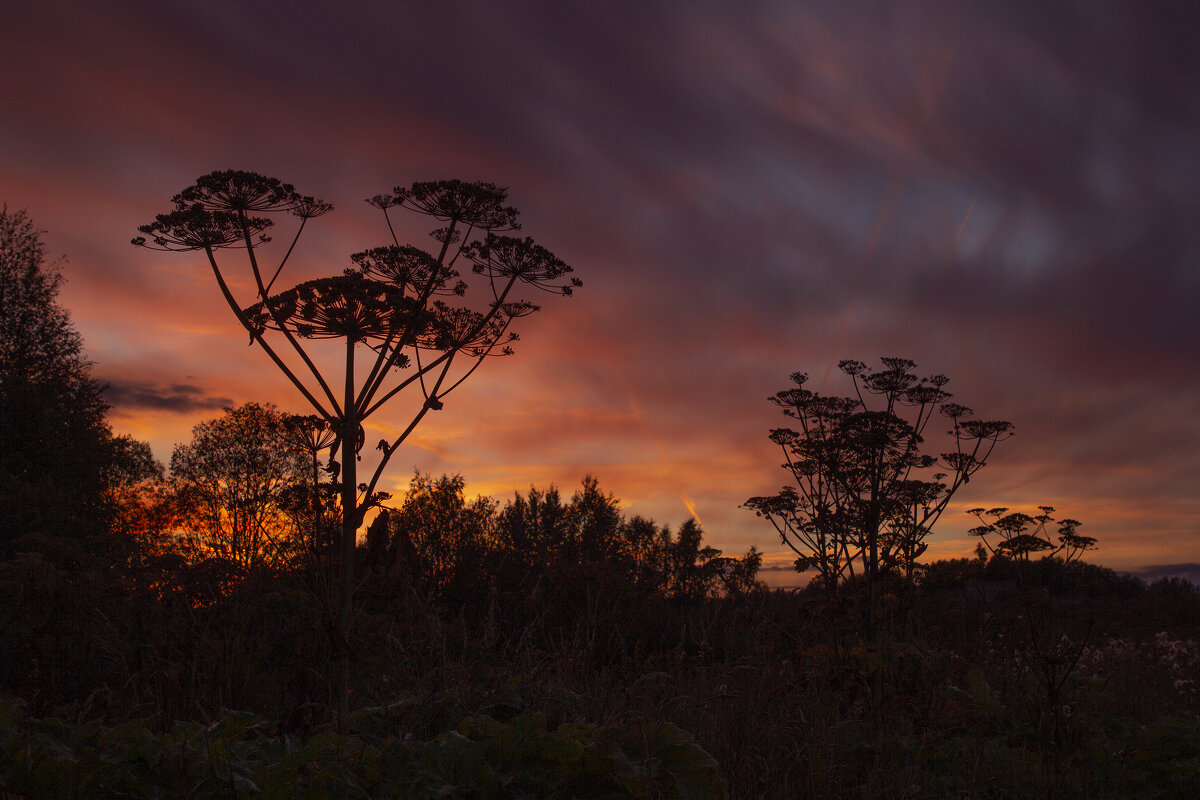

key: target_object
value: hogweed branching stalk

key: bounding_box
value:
[745,358,1013,640]
[135,170,580,729]
[967,506,1097,578]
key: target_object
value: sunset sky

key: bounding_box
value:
[3,1,1197,583]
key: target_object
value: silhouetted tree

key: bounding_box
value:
[745,358,1012,634]
[169,402,309,574]
[495,477,760,600]
[659,519,718,600]
[619,514,673,591]
[135,171,578,729]
[495,485,572,567]
[648,520,762,600]
[1,206,156,564]
[104,434,169,562]
[567,475,624,564]
[369,472,497,599]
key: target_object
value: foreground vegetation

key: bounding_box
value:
[3,532,1199,798]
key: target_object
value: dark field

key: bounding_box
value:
[3,535,1198,799]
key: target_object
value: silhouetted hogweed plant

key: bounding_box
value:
[745,357,1013,641]
[135,171,580,731]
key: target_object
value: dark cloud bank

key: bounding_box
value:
[102,380,234,414]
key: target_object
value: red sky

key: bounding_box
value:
[3,1,1198,584]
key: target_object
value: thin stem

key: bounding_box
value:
[238,212,343,417]
[203,247,334,420]
[360,273,518,419]
[264,215,309,294]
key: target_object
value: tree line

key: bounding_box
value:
[113,399,764,606]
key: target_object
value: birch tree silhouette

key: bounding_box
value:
[134,171,579,729]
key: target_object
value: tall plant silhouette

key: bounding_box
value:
[135,171,579,728]
[967,505,1097,575]
[746,358,1012,636]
